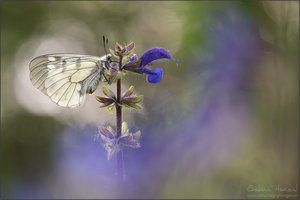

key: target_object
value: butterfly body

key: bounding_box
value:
[81,67,104,95]
[29,54,111,108]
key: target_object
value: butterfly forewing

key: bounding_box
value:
[29,54,105,108]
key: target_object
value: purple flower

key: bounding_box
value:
[141,67,163,84]
[98,122,141,160]
[139,47,172,84]
[140,48,172,67]
[121,47,174,84]
[130,54,138,62]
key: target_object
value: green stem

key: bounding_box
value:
[116,56,124,182]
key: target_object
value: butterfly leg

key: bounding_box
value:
[102,71,112,84]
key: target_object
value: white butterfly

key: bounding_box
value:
[29,53,111,108]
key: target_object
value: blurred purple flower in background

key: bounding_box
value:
[154,8,265,196]
[9,125,117,199]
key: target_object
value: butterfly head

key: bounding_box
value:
[106,53,112,61]
[100,53,112,62]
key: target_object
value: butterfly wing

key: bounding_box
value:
[29,54,104,108]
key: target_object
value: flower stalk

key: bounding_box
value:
[116,56,124,182]
[96,39,175,185]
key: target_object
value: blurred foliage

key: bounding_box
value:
[1,112,62,196]
[1,2,46,64]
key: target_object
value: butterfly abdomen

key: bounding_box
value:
[81,68,103,94]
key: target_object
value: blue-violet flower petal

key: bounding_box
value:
[143,67,163,84]
[140,48,172,68]
[130,54,138,62]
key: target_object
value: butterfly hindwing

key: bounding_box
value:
[29,54,104,108]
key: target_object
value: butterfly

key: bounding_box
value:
[29,36,113,108]
[29,53,113,108]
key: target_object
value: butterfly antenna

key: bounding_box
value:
[102,35,108,56]
[106,38,109,53]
